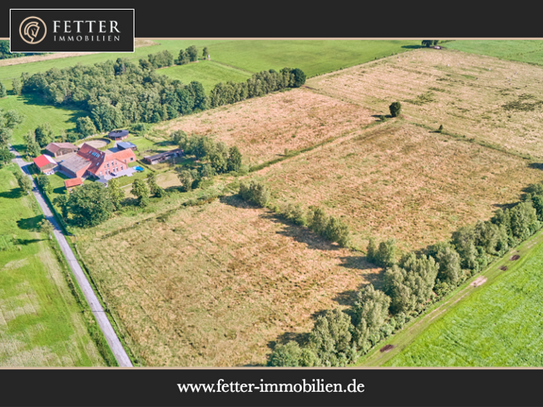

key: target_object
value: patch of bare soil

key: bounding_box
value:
[380,344,395,353]
[499,266,508,271]
[471,276,487,287]
[510,254,520,261]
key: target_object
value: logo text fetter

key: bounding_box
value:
[52,20,120,34]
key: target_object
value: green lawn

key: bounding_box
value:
[0,94,86,150]
[445,40,543,65]
[357,228,543,367]
[158,60,252,93]
[0,164,108,366]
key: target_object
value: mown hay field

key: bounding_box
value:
[0,165,106,366]
[307,48,543,159]
[76,196,378,366]
[155,88,375,166]
[258,121,543,251]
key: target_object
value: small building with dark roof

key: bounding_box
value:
[108,129,129,141]
[44,142,78,158]
[116,141,137,151]
[33,154,58,175]
[143,149,183,165]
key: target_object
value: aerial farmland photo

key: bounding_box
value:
[2,39,543,367]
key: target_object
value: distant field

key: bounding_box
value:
[158,60,252,93]
[0,165,106,366]
[76,195,378,366]
[362,228,543,367]
[446,40,543,66]
[1,39,421,91]
[308,48,543,159]
[155,88,375,166]
[258,121,543,251]
[0,94,86,149]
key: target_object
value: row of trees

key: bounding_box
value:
[268,182,543,366]
[20,53,306,136]
[238,180,350,247]
[208,68,306,108]
[0,40,45,59]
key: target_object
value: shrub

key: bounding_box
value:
[389,102,402,117]
[239,180,270,207]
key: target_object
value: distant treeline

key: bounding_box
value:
[0,40,46,59]
[268,182,543,367]
[18,48,306,141]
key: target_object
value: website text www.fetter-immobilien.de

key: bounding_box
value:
[177,378,365,394]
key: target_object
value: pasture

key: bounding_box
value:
[258,121,543,251]
[358,227,543,367]
[75,195,378,366]
[0,94,86,149]
[445,40,543,66]
[307,48,543,159]
[155,88,375,166]
[0,164,107,366]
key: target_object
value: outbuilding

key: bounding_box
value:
[143,149,183,165]
[32,154,57,175]
[108,129,129,141]
[116,141,137,151]
[44,142,79,158]
[64,178,83,191]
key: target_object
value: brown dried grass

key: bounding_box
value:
[78,197,378,366]
[155,89,374,165]
[308,49,543,158]
[259,121,543,251]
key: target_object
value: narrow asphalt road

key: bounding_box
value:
[10,147,133,367]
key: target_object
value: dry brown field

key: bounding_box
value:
[154,88,375,166]
[76,197,378,366]
[258,121,543,251]
[308,48,543,159]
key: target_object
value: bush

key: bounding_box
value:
[389,102,402,117]
[239,180,270,207]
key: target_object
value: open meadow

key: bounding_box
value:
[0,165,107,366]
[307,48,543,159]
[257,121,543,251]
[155,88,375,166]
[75,195,379,366]
[445,40,543,66]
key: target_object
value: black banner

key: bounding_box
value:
[0,368,541,406]
[10,8,134,52]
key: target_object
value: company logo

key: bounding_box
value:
[10,9,134,53]
[19,16,47,44]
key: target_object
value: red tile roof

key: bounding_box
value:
[45,142,78,154]
[64,178,83,188]
[33,154,56,168]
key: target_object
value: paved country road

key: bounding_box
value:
[10,146,133,367]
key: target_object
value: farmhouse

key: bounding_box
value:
[32,154,57,175]
[44,142,79,158]
[57,143,137,180]
[108,129,129,141]
[143,149,183,165]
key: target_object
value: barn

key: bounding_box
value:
[44,142,79,158]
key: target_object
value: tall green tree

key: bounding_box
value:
[107,178,125,210]
[66,183,113,227]
[34,123,54,147]
[0,148,14,166]
[0,82,6,98]
[15,171,33,195]
[38,218,54,239]
[227,146,242,172]
[131,179,150,207]
[0,128,12,149]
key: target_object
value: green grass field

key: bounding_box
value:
[446,40,543,65]
[158,60,252,93]
[357,228,543,367]
[1,39,422,91]
[0,164,107,366]
[0,94,86,149]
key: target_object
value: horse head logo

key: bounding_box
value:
[19,16,47,45]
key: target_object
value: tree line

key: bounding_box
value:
[18,49,306,142]
[267,182,543,366]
